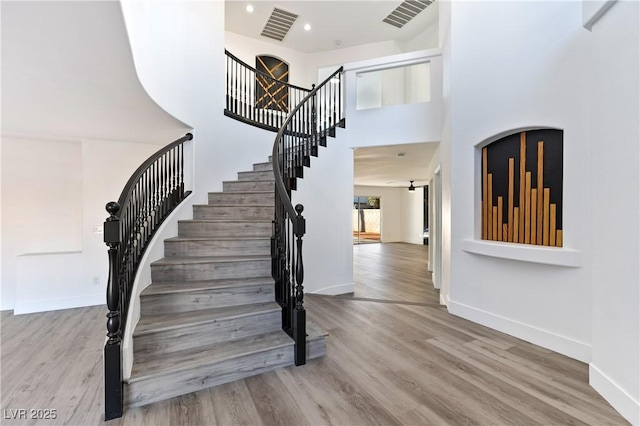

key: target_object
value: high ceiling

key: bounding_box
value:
[354,142,439,187]
[225,1,439,53]
[226,1,440,187]
[1,2,189,143]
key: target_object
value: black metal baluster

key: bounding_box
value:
[173,146,178,206]
[243,65,247,120]
[235,60,239,115]
[160,154,165,218]
[180,142,184,199]
[250,68,255,124]
[339,71,343,124]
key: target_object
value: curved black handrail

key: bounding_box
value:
[271,68,343,218]
[103,132,193,420]
[271,66,344,366]
[224,50,313,132]
[116,133,193,209]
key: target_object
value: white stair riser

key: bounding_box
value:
[151,259,270,282]
[134,310,281,356]
[208,192,274,205]
[165,239,271,257]
[223,180,274,192]
[253,162,273,172]
[237,170,274,181]
[178,221,271,238]
[126,345,293,408]
[140,284,275,315]
[193,205,273,221]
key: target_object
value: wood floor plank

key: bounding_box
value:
[0,243,628,425]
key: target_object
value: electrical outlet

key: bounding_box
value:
[92,276,101,286]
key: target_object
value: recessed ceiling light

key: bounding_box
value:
[304,23,311,31]
[246,5,254,13]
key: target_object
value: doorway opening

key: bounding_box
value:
[353,195,381,244]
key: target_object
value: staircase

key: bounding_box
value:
[124,160,328,408]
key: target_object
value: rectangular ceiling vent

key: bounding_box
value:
[261,7,299,41]
[383,0,433,29]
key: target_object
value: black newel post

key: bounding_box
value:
[293,204,306,366]
[104,201,123,420]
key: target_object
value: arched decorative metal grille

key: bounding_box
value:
[255,55,289,112]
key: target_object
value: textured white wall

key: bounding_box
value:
[354,185,424,245]
[0,1,189,312]
[588,1,640,423]
[0,136,162,312]
[345,50,444,149]
[446,1,593,361]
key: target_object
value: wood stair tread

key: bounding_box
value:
[135,301,280,335]
[151,254,270,266]
[128,329,293,382]
[208,190,273,194]
[177,219,272,223]
[307,320,329,339]
[141,277,274,296]
[165,236,271,242]
[194,204,274,208]
[222,179,274,184]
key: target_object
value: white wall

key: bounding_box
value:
[307,40,403,87]
[0,1,190,312]
[401,187,425,245]
[354,185,424,245]
[122,1,279,201]
[225,31,405,91]
[400,1,439,53]
[292,134,354,296]
[0,1,188,143]
[225,31,310,88]
[346,50,443,149]
[446,1,593,362]
[588,1,640,423]
[402,25,439,53]
[0,136,162,312]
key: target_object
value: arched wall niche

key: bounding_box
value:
[479,128,564,247]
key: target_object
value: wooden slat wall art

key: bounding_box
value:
[255,55,290,113]
[481,129,563,247]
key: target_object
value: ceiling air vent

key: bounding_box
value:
[383,0,433,29]
[261,7,299,41]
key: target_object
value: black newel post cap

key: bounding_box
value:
[294,204,305,237]
[104,202,121,244]
[106,201,120,217]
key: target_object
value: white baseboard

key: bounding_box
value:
[14,294,104,315]
[311,283,354,296]
[440,293,448,306]
[448,299,591,362]
[590,363,640,425]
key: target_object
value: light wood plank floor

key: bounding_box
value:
[0,243,627,425]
